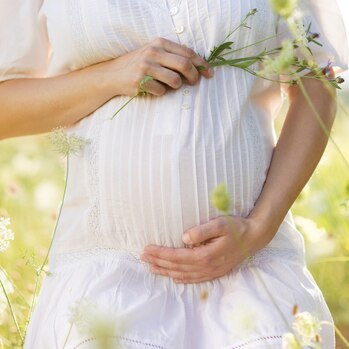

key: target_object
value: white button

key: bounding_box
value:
[169,6,179,15]
[181,103,191,110]
[174,25,185,34]
[182,88,190,95]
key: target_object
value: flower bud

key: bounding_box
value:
[211,183,231,213]
[269,0,297,19]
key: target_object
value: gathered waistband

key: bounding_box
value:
[48,245,305,273]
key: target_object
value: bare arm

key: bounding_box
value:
[247,70,337,250]
[0,60,118,139]
[0,38,213,140]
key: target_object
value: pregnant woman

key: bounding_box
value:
[0,0,348,348]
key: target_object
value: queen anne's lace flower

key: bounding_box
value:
[48,126,91,157]
[69,298,126,349]
[259,40,296,77]
[0,217,14,253]
[292,311,321,345]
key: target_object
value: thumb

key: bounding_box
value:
[182,219,224,245]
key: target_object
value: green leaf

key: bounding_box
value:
[208,41,234,60]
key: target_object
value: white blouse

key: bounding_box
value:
[1,1,348,348]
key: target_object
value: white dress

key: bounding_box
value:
[1,1,348,348]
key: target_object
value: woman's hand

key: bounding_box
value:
[105,37,214,97]
[140,215,271,284]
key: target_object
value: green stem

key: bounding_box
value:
[0,277,24,343]
[24,155,70,340]
[321,321,349,348]
[223,214,291,329]
[297,79,349,171]
[314,257,349,263]
[335,325,349,347]
[219,32,283,57]
[0,266,29,306]
[62,322,74,349]
[110,94,138,120]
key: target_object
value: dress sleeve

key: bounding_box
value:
[0,0,50,82]
[275,0,349,88]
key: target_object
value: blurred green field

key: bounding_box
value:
[0,90,349,348]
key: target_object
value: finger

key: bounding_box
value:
[147,63,185,89]
[182,217,227,245]
[156,51,200,85]
[141,79,167,96]
[152,37,213,78]
[143,244,203,264]
[141,253,204,272]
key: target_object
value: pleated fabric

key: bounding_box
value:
[0,0,348,348]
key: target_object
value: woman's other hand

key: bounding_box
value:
[105,37,214,97]
[140,215,270,284]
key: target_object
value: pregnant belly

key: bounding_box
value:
[88,105,270,250]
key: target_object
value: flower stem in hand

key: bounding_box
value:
[110,75,154,120]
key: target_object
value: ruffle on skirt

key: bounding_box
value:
[23,247,335,349]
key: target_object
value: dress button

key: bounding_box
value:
[174,25,185,34]
[182,88,190,96]
[169,6,179,15]
[181,103,191,110]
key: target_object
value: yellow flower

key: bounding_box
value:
[210,182,231,214]
[269,0,297,19]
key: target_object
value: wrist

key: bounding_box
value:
[244,204,285,253]
[88,59,125,101]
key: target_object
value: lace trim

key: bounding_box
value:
[49,245,303,272]
[85,117,104,243]
[73,335,166,349]
[228,334,283,349]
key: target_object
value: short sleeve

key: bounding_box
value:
[275,0,349,88]
[0,0,50,82]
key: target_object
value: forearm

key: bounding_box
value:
[0,59,120,140]
[248,75,337,250]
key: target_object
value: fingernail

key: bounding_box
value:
[182,233,192,245]
[208,67,214,77]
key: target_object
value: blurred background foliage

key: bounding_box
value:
[0,89,348,347]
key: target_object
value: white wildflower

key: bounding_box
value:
[69,298,125,349]
[0,217,14,253]
[259,40,296,77]
[0,270,14,318]
[282,332,301,349]
[292,311,321,345]
[48,126,90,157]
[289,18,308,47]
